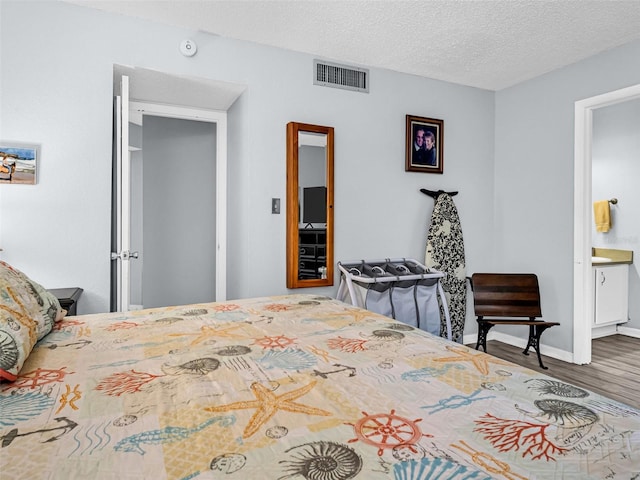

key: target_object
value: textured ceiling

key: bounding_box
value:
[66,0,640,90]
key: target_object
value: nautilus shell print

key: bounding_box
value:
[0,331,19,371]
[385,323,415,331]
[162,357,220,375]
[533,399,599,427]
[371,329,405,341]
[525,379,589,398]
[279,441,362,480]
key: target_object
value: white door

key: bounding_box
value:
[112,89,227,311]
[111,75,133,311]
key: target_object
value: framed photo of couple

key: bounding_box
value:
[405,115,443,174]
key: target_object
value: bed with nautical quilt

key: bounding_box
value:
[2,293,640,479]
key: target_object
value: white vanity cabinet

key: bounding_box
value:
[594,264,629,325]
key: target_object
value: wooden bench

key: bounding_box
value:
[470,273,559,370]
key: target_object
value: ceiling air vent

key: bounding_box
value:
[314,60,369,93]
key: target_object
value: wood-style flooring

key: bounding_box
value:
[468,334,640,409]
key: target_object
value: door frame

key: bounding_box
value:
[573,83,640,364]
[128,101,228,303]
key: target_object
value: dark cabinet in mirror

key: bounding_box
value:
[286,122,334,288]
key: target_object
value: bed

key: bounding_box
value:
[2,264,640,479]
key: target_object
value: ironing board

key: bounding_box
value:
[424,191,466,342]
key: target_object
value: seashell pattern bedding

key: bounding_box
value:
[1,294,639,479]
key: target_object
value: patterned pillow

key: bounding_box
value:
[0,261,65,381]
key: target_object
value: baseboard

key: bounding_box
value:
[616,326,640,338]
[462,333,477,347]
[592,324,618,339]
[461,331,573,363]
[464,327,640,363]
[129,304,144,311]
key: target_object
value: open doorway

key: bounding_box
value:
[111,65,244,312]
[131,113,218,309]
[113,99,228,311]
[573,83,640,364]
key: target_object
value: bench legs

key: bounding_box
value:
[475,322,552,370]
[523,324,553,370]
[475,322,493,353]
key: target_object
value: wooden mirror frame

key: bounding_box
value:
[286,122,334,288]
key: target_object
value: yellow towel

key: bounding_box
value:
[593,200,611,233]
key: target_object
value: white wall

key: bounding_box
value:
[495,40,640,352]
[0,1,495,333]
[592,99,640,328]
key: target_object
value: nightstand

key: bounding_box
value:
[48,287,83,316]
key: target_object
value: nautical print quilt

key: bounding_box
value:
[1,294,639,479]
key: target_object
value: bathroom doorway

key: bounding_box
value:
[573,83,640,364]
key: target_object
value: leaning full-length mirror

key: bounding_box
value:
[286,122,334,288]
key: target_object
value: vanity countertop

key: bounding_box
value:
[592,248,634,265]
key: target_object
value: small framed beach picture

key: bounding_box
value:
[0,142,39,185]
[405,115,443,174]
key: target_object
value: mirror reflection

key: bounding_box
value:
[298,132,327,279]
[286,122,334,288]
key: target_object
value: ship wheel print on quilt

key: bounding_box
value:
[9,367,73,390]
[253,334,297,349]
[346,409,432,456]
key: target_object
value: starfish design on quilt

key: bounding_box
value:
[204,380,331,438]
[312,308,372,323]
[171,324,246,346]
[432,346,511,376]
[339,308,375,322]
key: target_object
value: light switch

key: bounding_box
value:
[272,198,281,214]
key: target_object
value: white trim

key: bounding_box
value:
[591,324,618,339]
[114,95,123,311]
[573,83,640,364]
[462,333,477,347]
[121,76,131,312]
[129,101,228,302]
[489,331,574,363]
[216,118,228,302]
[130,102,225,123]
[617,326,640,339]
